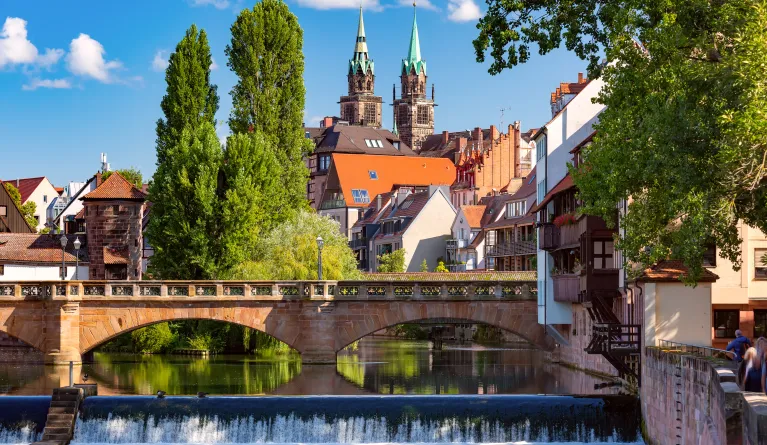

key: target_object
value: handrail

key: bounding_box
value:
[657,339,735,360]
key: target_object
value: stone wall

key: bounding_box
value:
[84,200,143,280]
[641,348,727,445]
[552,304,619,377]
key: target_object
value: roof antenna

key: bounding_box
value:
[499,107,510,131]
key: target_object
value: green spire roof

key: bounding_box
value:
[402,4,426,75]
[349,6,374,75]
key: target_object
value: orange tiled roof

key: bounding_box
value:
[638,260,719,283]
[330,154,455,208]
[103,246,130,264]
[1,177,46,203]
[460,205,486,229]
[0,233,86,264]
[82,172,146,201]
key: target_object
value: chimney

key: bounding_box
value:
[376,194,382,210]
[322,116,333,128]
[512,122,521,177]
[442,131,449,145]
[474,127,483,151]
[578,72,585,83]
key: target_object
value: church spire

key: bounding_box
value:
[402,3,426,75]
[350,6,374,75]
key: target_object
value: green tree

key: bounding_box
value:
[226,210,362,280]
[131,323,176,354]
[102,168,143,189]
[3,182,37,229]
[419,259,429,272]
[226,0,312,227]
[433,261,449,273]
[155,24,219,165]
[377,249,406,273]
[474,0,767,282]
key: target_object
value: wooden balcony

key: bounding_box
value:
[538,223,560,251]
[552,274,580,303]
[558,224,581,248]
[485,240,537,257]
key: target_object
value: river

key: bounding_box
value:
[0,337,643,444]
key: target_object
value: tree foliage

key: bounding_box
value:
[155,24,219,164]
[102,168,143,189]
[433,261,449,273]
[131,323,176,354]
[4,182,37,229]
[226,210,362,280]
[377,249,407,273]
[475,0,767,281]
[419,259,429,272]
[226,0,312,226]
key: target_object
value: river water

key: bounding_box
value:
[0,337,643,444]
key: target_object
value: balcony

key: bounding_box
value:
[486,240,537,257]
[558,224,581,248]
[320,199,345,210]
[552,274,580,303]
[538,223,560,251]
[349,238,368,249]
[446,238,470,250]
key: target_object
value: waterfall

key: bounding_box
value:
[0,425,41,445]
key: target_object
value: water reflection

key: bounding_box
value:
[0,338,617,396]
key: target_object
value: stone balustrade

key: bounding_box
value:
[0,280,537,302]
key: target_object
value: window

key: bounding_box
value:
[318,154,331,172]
[368,170,378,180]
[106,265,128,280]
[536,134,547,161]
[351,189,370,204]
[0,206,6,217]
[393,141,400,150]
[537,181,546,204]
[365,139,373,147]
[417,106,429,125]
[756,248,767,279]
[305,131,311,138]
[0,265,4,275]
[593,240,615,269]
[364,103,377,125]
[714,310,739,338]
[506,201,527,218]
[59,266,67,278]
[703,243,717,267]
[755,310,767,338]
[112,205,120,214]
[399,199,413,210]
[376,140,384,148]
[43,195,48,203]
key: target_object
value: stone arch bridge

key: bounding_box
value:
[0,279,551,364]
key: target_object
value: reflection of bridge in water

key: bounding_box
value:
[0,279,549,365]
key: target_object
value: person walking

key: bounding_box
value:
[726,330,752,362]
[741,347,763,392]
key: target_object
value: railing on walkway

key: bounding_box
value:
[657,339,735,360]
[0,280,538,301]
[485,240,537,257]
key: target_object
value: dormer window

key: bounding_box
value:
[351,189,370,204]
[364,139,384,148]
[506,200,527,218]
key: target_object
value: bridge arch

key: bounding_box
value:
[0,303,47,354]
[333,300,553,352]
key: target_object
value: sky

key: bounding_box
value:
[0,0,588,186]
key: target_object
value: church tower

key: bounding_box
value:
[339,7,383,127]
[392,5,435,152]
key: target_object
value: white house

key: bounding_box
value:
[48,176,98,233]
[0,233,88,281]
[447,205,486,271]
[1,177,58,232]
[533,76,605,326]
[46,180,87,226]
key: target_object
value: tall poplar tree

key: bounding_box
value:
[226,0,311,225]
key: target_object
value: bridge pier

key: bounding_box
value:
[300,350,338,364]
[43,301,82,366]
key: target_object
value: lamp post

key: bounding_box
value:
[316,236,324,280]
[73,237,81,280]
[59,233,68,280]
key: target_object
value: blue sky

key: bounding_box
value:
[0,0,588,186]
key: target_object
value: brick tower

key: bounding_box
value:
[81,172,145,280]
[339,7,383,127]
[392,4,435,152]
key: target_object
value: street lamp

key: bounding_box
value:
[73,237,81,280]
[59,233,68,280]
[316,236,324,280]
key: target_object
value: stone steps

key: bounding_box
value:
[33,387,84,445]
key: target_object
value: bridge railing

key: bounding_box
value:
[0,280,538,301]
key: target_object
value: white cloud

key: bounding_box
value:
[191,0,230,9]
[22,77,72,91]
[66,34,121,82]
[397,0,438,11]
[152,50,169,72]
[295,0,382,11]
[447,0,481,22]
[0,17,66,69]
[210,57,218,71]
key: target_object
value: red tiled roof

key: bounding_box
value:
[1,177,46,203]
[460,205,486,229]
[637,260,719,283]
[329,154,455,208]
[0,233,87,264]
[530,174,574,213]
[103,246,129,264]
[82,172,146,201]
[75,208,85,219]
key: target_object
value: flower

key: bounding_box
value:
[553,213,577,227]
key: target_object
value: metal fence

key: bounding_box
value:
[657,339,734,360]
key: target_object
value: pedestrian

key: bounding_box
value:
[726,329,752,362]
[741,347,763,392]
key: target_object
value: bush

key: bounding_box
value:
[419,259,429,272]
[433,261,449,273]
[131,323,176,354]
[186,333,226,353]
[377,249,406,273]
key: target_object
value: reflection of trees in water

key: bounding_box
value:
[83,353,302,395]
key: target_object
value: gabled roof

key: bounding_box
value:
[328,154,455,208]
[354,192,394,228]
[103,246,130,264]
[1,177,46,203]
[315,125,414,156]
[0,233,87,264]
[82,172,146,201]
[373,188,451,239]
[637,260,719,283]
[460,205,486,229]
[0,181,35,233]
